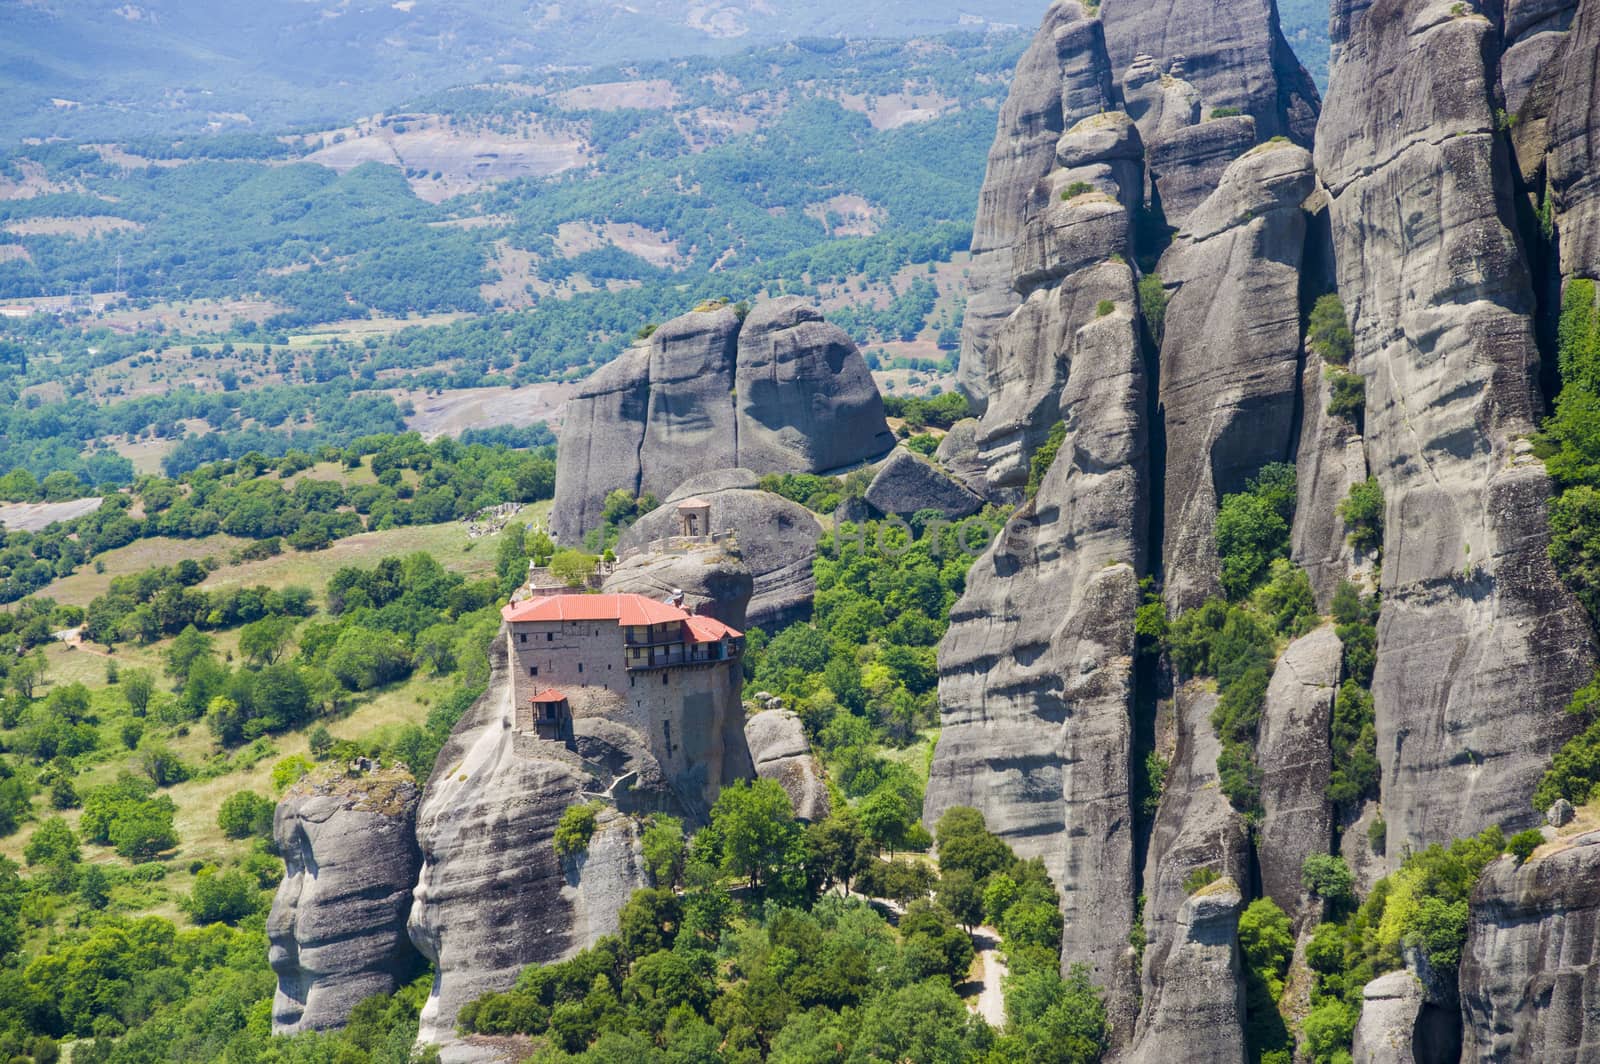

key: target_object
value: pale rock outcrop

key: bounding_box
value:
[408,637,649,1047]
[958,0,1118,411]
[1155,140,1315,609]
[551,344,651,542]
[1540,0,1600,277]
[1099,0,1320,145]
[639,305,742,498]
[1123,879,1249,1064]
[1138,685,1252,999]
[973,40,1141,497]
[1317,0,1598,852]
[1292,340,1373,608]
[1501,0,1578,116]
[1352,969,1426,1064]
[1121,54,1202,145]
[934,417,987,496]
[863,448,984,520]
[734,296,894,473]
[268,767,424,1035]
[1460,829,1600,1062]
[618,473,823,630]
[927,283,1148,1032]
[553,301,890,541]
[744,709,829,822]
[1257,624,1342,915]
[601,548,753,629]
[1145,115,1260,229]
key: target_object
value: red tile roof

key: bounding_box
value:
[501,593,689,626]
[529,689,567,703]
[685,615,742,643]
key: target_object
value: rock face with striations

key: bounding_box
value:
[1155,138,1315,609]
[1124,879,1249,1064]
[1352,970,1426,1064]
[1099,0,1320,146]
[617,470,823,631]
[863,447,983,520]
[744,709,830,823]
[553,300,890,542]
[734,297,894,474]
[956,0,1117,412]
[268,767,424,1035]
[1534,0,1600,277]
[601,547,753,630]
[1255,624,1341,915]
[407,636,650,1048]
[1137,685,1252,1004]
[927,31,1150,1015]
[1317,0,1598,853]
[1460,829,1600,1062]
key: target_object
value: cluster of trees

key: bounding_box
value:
[880,391,970,431]
[463,795,1107,1063]
[0,431,557,605]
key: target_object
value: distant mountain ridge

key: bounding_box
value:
[0,0,1042,142]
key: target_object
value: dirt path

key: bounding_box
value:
[969,926,1008,1027]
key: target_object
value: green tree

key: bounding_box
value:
[239,614,297,666]
[858,787,912,855]
[1339,477,1385,553]
[24,817,79,868]
[1307,293,1354,366]
[217,791,276,840]
[640,814,685,888]
[710,779,802,894]
[183,868,261,925]
[1216,493,1289,599]
[121,667,156,716]
[554,802,600,860]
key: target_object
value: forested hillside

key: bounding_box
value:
[1,33,1014,490]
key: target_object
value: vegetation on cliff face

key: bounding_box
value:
[1538,279,1600,809]
[460,801,1108,1063]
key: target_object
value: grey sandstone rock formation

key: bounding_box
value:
[268,767,424,1035]
[553,300,890,541]
[1099,0,1320,146]
[408,636,650,1048]
[934,417,987,496]
[1352,970,1425,1064]
[863,448,983,520]
[928,255,1148,1033]
[1292,340,1373,608]
[744,709,830,823]
[957,0,1117,412]
[1123,879,1249,1064]
[1256,624,1341,916]
[1539,0,1600,277]
[601,548,753,630]
[1318,0,1598,853]
[735,297,894,473]
[1155,139,1315,609]
[1460,829,1600,1062]
[1138,685,1252,1004]
[1121,54,1202,145]
[1144,115,1259,230]
[617,473,823,630]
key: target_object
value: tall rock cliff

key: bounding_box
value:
[552,299,890,541]
[1099,0,1320,146]
[268,767,424,1035]
[925,15,1149,1022]
[1155,139,1315,609]
[407,636,653,1047]
[1124,879,1250,1064]
[957,1,1116,410]
[1316,0,1597,854]
[1460,829,1600,1062]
